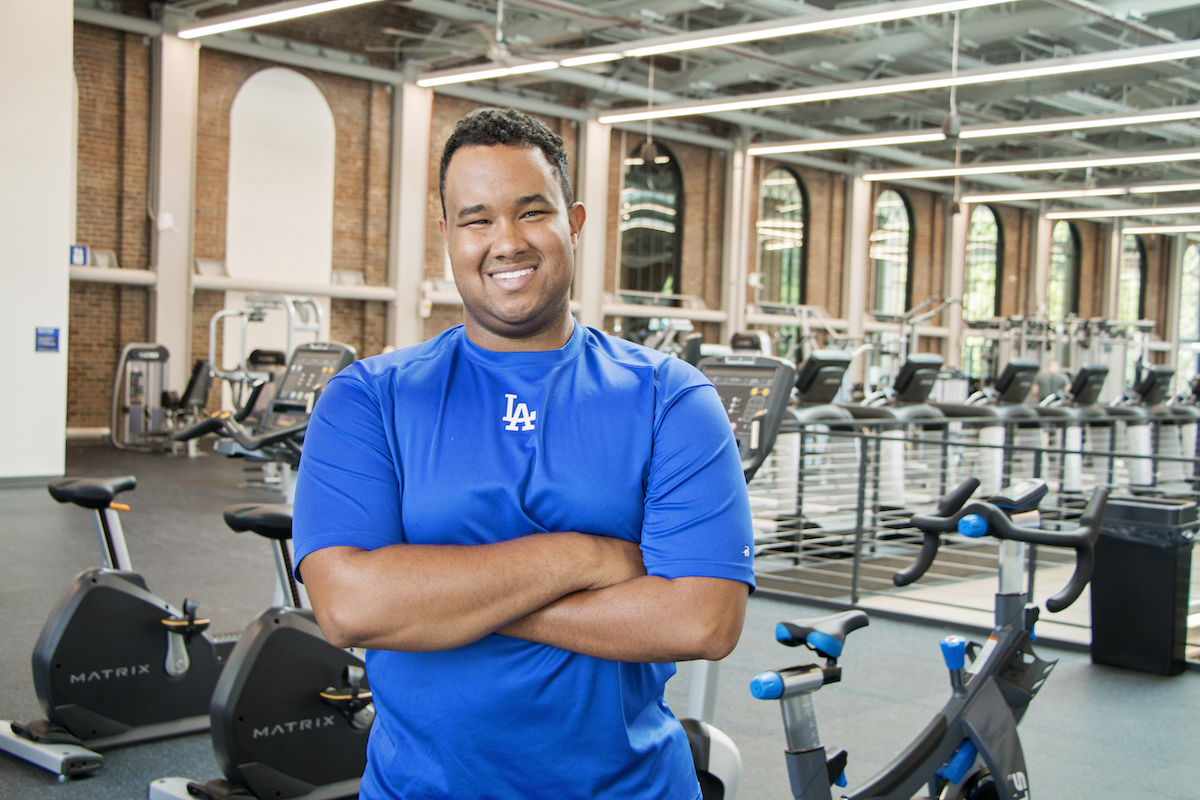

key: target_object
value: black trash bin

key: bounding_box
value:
[1090,496,1196,676]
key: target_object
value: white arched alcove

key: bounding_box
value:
[222,67,334,400]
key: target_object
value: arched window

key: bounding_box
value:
[1118,234,1146,322]
[224,68,335,400]
[620,141,682,296]
[757,167,806,306]
[964,205,1001,322]
[1177,244,1200,391]
[961,205,1001,380]
[1047,221,1079,319]
[870,189,911,316]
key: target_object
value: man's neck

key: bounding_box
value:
[462,314,575,353]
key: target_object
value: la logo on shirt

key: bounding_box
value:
[503,394,536,431]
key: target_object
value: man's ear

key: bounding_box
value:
[438,216,448,242]
[568,202,586,248]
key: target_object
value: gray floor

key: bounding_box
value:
[0,444,1197,799]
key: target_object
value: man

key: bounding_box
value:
[293,107,753,800]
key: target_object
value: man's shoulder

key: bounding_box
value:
[343,326,464,385]
[581,327,708,391]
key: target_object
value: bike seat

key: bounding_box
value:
[776,610,869,659]
[223,503,293,541]
[48,476,137,509]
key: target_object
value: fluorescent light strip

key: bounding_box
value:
[1128,181,1200,194]
[1045,204,1200,220]
[865,149,1200,181]
[961,188,1127,203]
[622,0,1006,57]
[1123,225,1200,234]
[961,106,1200,138]
[598,40,1200,125]
[177,0,381,39]
[414,0,1011,88]
[749,131,945,154]
[416,61,558,88]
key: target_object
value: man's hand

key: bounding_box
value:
[300,531,646,653]
[586,535,647,590]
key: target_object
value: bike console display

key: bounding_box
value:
[259,343,356,434]
[697,354,796,482]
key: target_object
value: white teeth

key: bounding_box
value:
[492,267,534,281]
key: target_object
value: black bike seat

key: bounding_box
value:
[48,476,137,509]
[776,610,870,659]
[223,503,293,540]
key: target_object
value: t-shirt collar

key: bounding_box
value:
[458,319,585,367]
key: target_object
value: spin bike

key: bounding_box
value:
[0,477,233,780]
[750,477,1107,800]
[149,502,373,800]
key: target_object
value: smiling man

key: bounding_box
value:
[292,108,754,800]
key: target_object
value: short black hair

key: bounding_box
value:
[439,108,573,215]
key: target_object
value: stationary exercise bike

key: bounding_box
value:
[0,476,234,780]
[750,477,1107,800]
[150,502,373,800]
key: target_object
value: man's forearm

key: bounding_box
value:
[300,533,645,652]
[497,576,748,663]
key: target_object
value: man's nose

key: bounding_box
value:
[491,219,528,258]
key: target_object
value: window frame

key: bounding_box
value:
[869,188,915,317]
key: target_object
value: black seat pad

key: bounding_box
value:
[48,476,137,509]
[777,610,870,649]
[223,503,293,540]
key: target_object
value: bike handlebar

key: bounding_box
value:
[173,411,307,453]
[903,479,1107,613]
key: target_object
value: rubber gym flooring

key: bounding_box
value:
[0,443,1197,799]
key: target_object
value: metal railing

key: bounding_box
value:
[748,411,1200,665]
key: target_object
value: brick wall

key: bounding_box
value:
[68,23,153,428]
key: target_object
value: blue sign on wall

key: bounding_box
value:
[69,245,88,266]
[36,327,59,352]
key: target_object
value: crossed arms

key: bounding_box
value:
[300,536,748,663]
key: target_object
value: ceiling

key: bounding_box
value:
[167,0,1200,209]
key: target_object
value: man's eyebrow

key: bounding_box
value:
[516,194,550,207]
[456,203,486,219]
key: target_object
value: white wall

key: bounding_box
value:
[220,68,335,384]
[0,1,73,479]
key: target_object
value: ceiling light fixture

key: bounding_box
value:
[1122,224,1200,234]
[177,0,382,39]
[414,0,1014,88]
[416,61,559,88]
[597,40,1200,125]
[961,188,1126,203]
[748,104,1200,156]
[749,131,946,155]
[1045,204,1200,220]
[864,148,1200,181]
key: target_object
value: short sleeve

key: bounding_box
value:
[292,369,404,576]
[639,382,755,589]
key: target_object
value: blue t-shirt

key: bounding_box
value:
[293,322,754,800]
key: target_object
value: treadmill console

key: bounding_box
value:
[793,350,851,405]
[1068,364,1108,407]
[697,354,796,482]
[893,354,943,405]
[993,358,1039,405]
[1133,365,1175,406]
[258,342,357,434]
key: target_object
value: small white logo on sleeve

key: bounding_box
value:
[743,546,751,557]
[503,394,537,431]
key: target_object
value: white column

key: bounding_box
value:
[843,169,871,384]
[1104,219,1124,319]
[1167,234,1185,375]
[575,118,610,329]
[386,82,433,349]
[944,203,969,367]
[1029,206,1052,317]
[0,0,73,478]
[720,135,753,340]
[150,12,200,393]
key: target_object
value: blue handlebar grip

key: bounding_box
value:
[750,671,785,700]
[940,636,967,671]
[835,771,848,788]
[958,513,988,538]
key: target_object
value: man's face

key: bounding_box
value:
[439,143,585,351]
